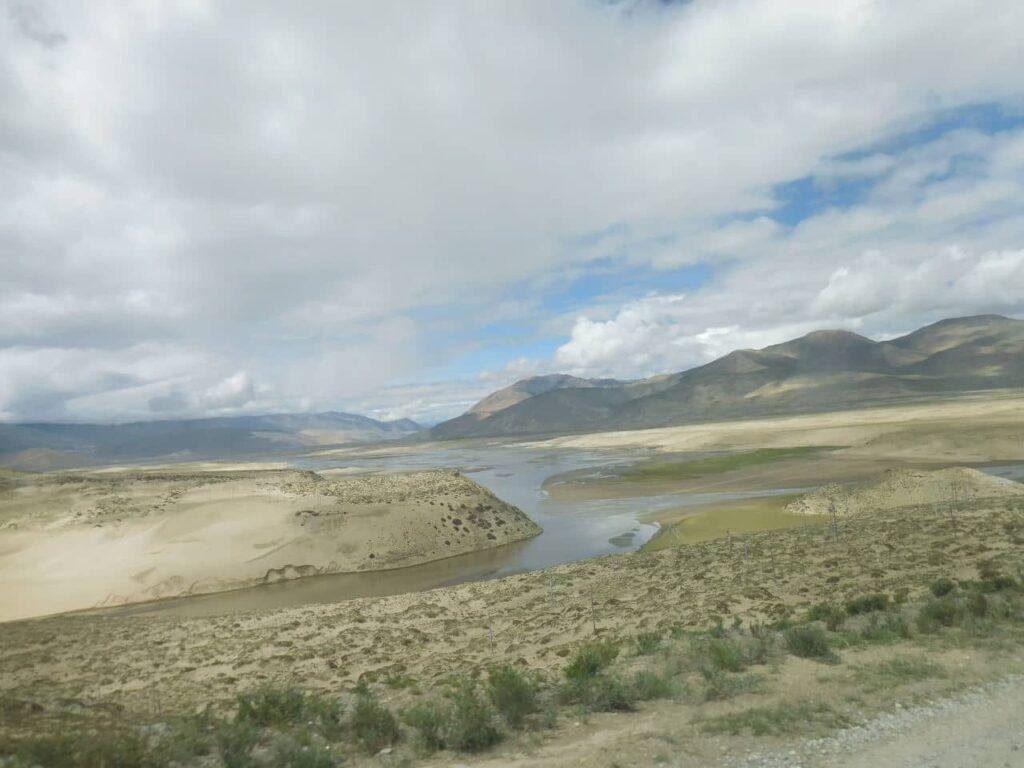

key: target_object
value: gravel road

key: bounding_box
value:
[735,674,1024,768]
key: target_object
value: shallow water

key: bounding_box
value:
[980,463,1024,482]
[105,445,802,619]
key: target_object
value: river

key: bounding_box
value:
[109,444,798,619]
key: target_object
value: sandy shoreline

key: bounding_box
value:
[0,468,539,622]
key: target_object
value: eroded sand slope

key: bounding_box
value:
[0,468,540,621]
[786,467,1024,516]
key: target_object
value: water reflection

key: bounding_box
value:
[104,538,532,619]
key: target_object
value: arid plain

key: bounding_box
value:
[2,391,1024,766]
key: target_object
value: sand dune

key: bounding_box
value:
[528,392,1024,461]
[0,468,539,621]
[785,466,1024,516]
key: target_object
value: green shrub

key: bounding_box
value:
[402,700,449,752]
[885,613,911,639]
[559,674,637,712]
[705,638,746,672]
[564,640,619,680]
[845,593,890,616]
[857,612,911,644]
[634,631,662,655]
[930,578,956,597]
[235,686,310,728]
[3,731,166,768]
[783,626,834,660]
[983,575,1019,592]
[486,665,539,729]
[916,595,964,631]
[632,670,674,700]
[401,685,502,754]
[701,701,847,736]
[767,617,796,631]
[216,720,262,768]
[984,592,1024,622]
[854,656,946,689]
[747,635,773,665]
[966,591,989,618]
[350,695,400,754]
[802,606,843,630]
[699,668,761,702]
[446,684,503,752]
[272,736,338,768]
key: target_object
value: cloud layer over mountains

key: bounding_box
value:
[2,1,1023,424]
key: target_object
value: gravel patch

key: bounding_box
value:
[732,673,1024,768]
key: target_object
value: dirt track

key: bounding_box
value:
[737,674,1024,768]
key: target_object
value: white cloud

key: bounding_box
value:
[1,1,1024,421]
[554,242,1024,380]
[199,371,255,411]
[553,109,1024,379]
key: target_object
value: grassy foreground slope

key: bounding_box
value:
[1,469,1022,766]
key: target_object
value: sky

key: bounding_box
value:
[2,0,1024,426]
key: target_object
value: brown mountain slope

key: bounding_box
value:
[431,315,1024,439]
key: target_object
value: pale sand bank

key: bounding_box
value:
[526,392,1024,461]
[0,468,539,622]
[786,466,1024,516]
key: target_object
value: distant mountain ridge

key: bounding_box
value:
[431,315,1024,439]
[0,411,422,470]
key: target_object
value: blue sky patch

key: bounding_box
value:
[768,101,1024,227]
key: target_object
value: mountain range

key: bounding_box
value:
[431,314,1024,439]
[0,412,421,471]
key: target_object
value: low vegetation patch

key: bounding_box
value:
[634,631,662,655]
[783,625,836,661]
[807,602,846,630]
[704,637,747,672]
[235,685,315,728]
[845,593,890,616]
[486,665,539,729]
[445,684,504,752]
[844,611,912,646]
[853,656,946,691]
[701,701,849,736]
[699,668,763,702]
[401,699,449,753]
[641,496,818,550]
[564,640,619,680]
[4,557,1023,766]
[558,673,638,712]
[401,682,503,753]
[350,694,400,754]
[620,447,822,482]
[0,730,163,768]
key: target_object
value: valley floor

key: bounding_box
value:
[1,477,1023,766]
[3,393,1024,766]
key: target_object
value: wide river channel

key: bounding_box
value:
[109,444,803,619]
